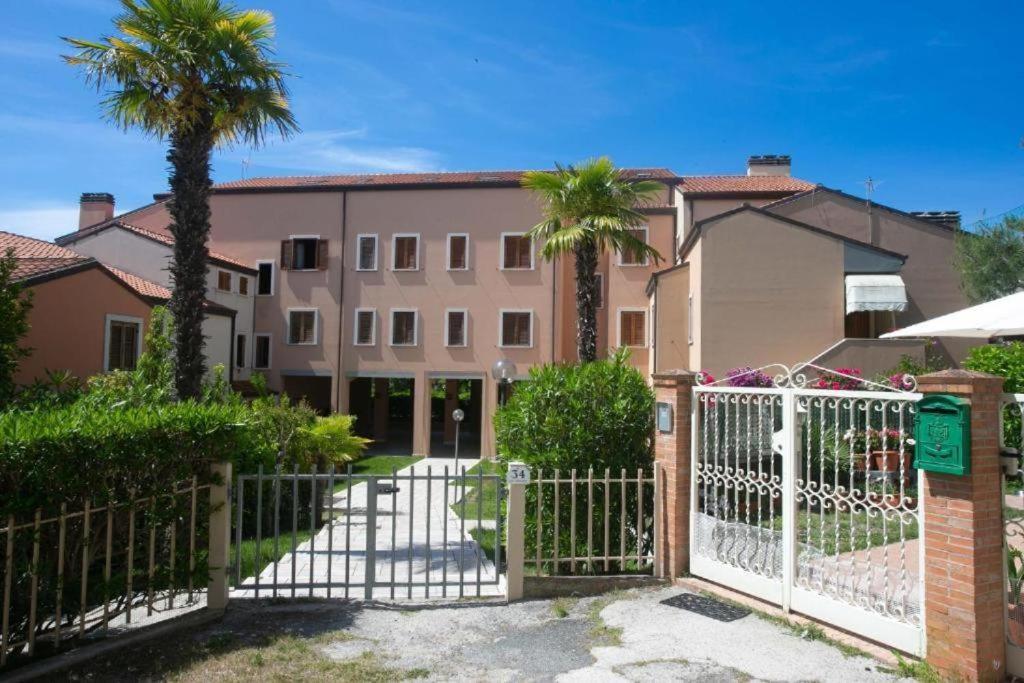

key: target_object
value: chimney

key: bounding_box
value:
[79,192,115,229]
[747,155,791,177]
[909,210,961,230]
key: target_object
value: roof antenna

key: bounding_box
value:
[241,156,252,179]
[862,176,881,244]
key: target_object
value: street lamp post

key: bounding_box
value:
[491,358,517,407]
[452,407,464,472]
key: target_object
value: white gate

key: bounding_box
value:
[690,363,925,655]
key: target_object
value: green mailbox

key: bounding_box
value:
[914,394,971,475]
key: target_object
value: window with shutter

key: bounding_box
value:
[256,261,274,295]
[500,311,532,347]
[279,240,292,270]
[235,334,246,368]
[317,239,329,270]
[239,276,249,295]
[288,309,318,344]
[618,226,649,266]
[391,310,417,346]
[447,234,468,270]
[619,310,646,347]
[393,235,418,270]
[446,310,466,347]
[357,235,378,271]
[354,309,376,345]
[217,270,231,291]
[502,234,532,269]
[254,334,271,368]
[106,319,141,371]
[291,238,319,270]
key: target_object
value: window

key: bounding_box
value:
[447,233,469,271]
[238,276,249,296]
[253,334,271,369]
[501,233,533,270]
[390,309,417,346]
[445,309,467,347]
[256,261,274,295]
[280,236,327,271]
[356,234,378,271]
[235,334,247,368]
[500,310,532,347]
[217,270,231,291]
[105,315,142,371]
[618,226,649,266]
[287,309,318,345]
[618,309,647,347]
[595,273,604,309]
[392,234,419,271]
[354,308,376,346]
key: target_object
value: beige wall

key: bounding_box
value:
[768,191,973,366]
[651,265,690,373]
[810,338,926,378]
[677,194,776,250]
[696,210,846,376]
[17,267,153,384]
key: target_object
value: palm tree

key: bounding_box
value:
[522,157,663,363]
[64,0,297,398]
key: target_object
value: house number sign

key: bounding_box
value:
[657,402,673,434]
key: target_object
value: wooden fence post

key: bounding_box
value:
[207,461,232,612]
[506,462,528,602]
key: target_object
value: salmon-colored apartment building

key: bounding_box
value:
[35,155,967,458]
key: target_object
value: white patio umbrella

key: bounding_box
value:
[881,290,1024,339]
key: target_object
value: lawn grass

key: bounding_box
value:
[231,529,314,586]
[333,455,424,492]
[468,527,500,565]
[451,460,501,520]
[760,508,919,556]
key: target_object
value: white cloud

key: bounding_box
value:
[0,205,79,241]
[225,129,443,175]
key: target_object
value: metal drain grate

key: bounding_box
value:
[660,593,751,622]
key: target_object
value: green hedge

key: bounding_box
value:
[964,342,1024,450]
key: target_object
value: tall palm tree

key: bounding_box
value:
[64,0,297,398]
[522,157,663,363]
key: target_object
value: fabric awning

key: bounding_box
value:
[845,274,907,313]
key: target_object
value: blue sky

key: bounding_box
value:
[1,0,1021,239]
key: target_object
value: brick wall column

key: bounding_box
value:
[918,369,1005,682]
[652,370,698,579]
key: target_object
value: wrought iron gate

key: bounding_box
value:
[230,465,505,600]
[690,364,924,655]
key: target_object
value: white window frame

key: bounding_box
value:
[617,225,650,267]
[255,259,275,296]
[499,232,535,271]
[595,273,605,309]
[289,234,322,272]
[444,308,468,347]
[355,233,378,271]
[353,308,377,346]
[253,333,272,369]
[235,333,247,368]
[498,308,534,348]
[446,233,470,271]
[616,307,648,348]
[103,314,144,372]
[216,269,232,292]
[389,308,419,347]
[286,307,320,346]
[391,233,420,272]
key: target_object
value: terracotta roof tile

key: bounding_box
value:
[0,230,93,280]
[101,264,171,300]
[212,168,678,191]
[679,175,817,195]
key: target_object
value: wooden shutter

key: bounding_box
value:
[622,311,645,346]
[107,323,123,370]
[501,313,513,346]
[359,236,376,269]
[280,240,292,270]
[447,311,465,346]
[518,237,531,268]
[317,239,329,270]
[357,311,374,344]
[449,236,466,269]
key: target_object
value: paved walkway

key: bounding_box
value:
[233,458,504,600]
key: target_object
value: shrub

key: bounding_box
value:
[725,366,774,387]
[494,350,654,574]
[964,342,1024,449]
[814,367,863,390]
[296,414,370,468]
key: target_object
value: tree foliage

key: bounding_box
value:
[522,157,663,362]
[0,248,33,406]
[954,216,1024,304]
[63,0,297,398]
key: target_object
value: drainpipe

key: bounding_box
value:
[335,191,348,413]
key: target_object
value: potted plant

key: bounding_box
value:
[869,427,913,480]
[842,429,869,471]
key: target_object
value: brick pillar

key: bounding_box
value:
[652,370,698,579]
[918,370,1005,682]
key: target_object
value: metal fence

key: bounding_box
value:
[230,465,505,600]
[526,467,658,576]
[1,479,212,668]
[1002,393,1024,650]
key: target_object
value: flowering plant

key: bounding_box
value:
[725,366,774,388]
[843,427,907,452]
[814,367,863,391]
[697,370,715,385]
